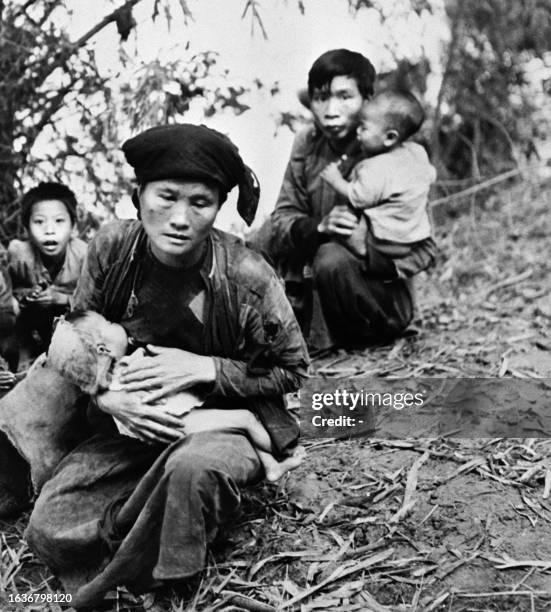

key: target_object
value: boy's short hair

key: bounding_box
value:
[372,90,425,142]
[21,182,77,228]
[308,49,376,99]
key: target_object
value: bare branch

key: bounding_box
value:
[72,0,144,49]
[21,81,76,156]
[36,0,59,28]
[241,0,268,39]
[17,0,39,14]
[466,109,520,169]
[31,0,145,89]
[12,0,50,23]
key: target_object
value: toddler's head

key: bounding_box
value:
[357,90,425,155]
[47,310,128,394]
[21,182,77,259]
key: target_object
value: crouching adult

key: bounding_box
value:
[25,124,309,609]
[269,49,436,350]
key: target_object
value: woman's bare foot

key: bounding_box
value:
[264,445,306,482]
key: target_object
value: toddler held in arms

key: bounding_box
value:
[320,90,437,279]
[50,310,305,482]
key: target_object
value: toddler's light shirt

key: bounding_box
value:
[347,141,436,244]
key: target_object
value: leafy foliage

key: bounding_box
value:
[432,0,551,179]
[1,0,550,244]
[0,0,142,242]
[29,49,255,236]
[0,0,262,244]
[343,0,551,180]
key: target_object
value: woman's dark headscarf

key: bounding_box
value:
[122,124,260,226]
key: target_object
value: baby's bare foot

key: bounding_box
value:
[265,445,306,482]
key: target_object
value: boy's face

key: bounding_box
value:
[310,76,364,144]
[28,199,73,258]
[356,102,396,155]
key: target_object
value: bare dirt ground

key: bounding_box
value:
[1,177,551,611]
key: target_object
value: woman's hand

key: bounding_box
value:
[118,345,216,403]
[97,389,185,444]
[317,205,358,237]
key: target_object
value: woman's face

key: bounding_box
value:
[310,76,364,144]
[139,179,220,267]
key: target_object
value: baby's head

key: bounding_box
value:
[47,310,128,394]
[65,310,129,358]
[21,182,77,259]
[357,90,425,155]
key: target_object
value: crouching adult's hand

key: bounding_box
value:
[118,345,216,404]
[317,204,358,237]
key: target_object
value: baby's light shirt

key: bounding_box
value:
[108,348,204,439]
[347,141,436,244]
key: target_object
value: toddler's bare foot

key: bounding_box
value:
[265,445,306,482]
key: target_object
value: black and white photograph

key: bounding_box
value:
[0,1,550,610]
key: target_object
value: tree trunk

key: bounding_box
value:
[430,0,463,176]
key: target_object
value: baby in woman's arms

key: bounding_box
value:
[49,310,305,482]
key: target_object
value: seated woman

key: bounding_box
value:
[25,124,309,609]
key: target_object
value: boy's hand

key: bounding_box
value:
[320,162,343,187]
[27,287,69,306]
[0,369,16,390]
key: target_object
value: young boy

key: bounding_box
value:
[320,90,437,279]
[48,311,305,483]
[8,182,87,357]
